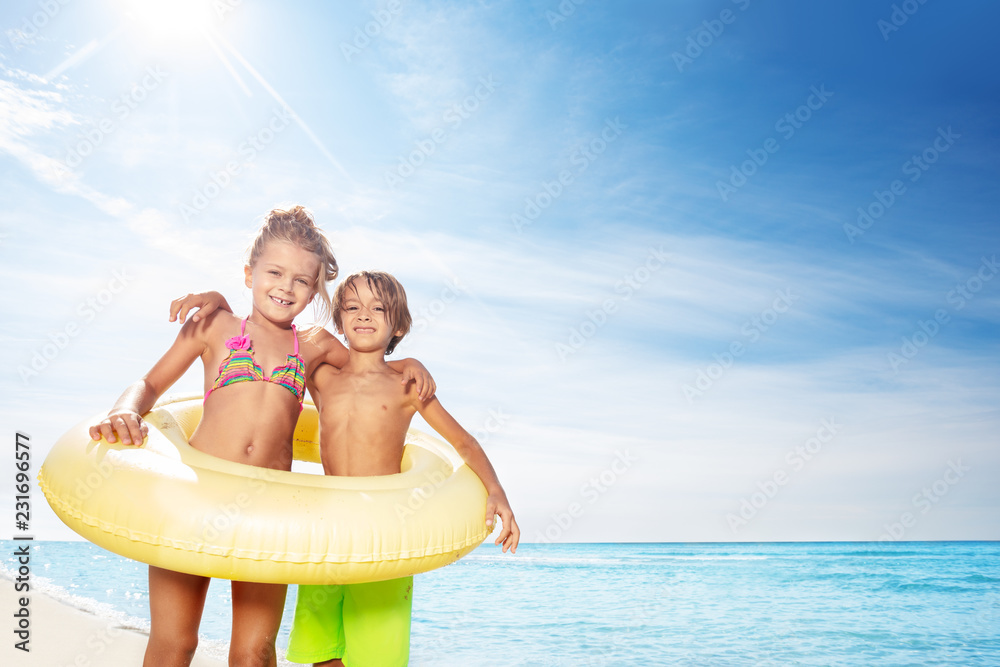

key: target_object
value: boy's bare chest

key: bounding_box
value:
[324,373,404,411]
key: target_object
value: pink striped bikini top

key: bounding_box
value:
[205,318,306,407]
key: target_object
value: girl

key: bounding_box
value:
[89,206,432,667]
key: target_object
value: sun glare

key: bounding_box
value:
[119,0,216,47]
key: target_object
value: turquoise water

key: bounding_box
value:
[3,541,999,665]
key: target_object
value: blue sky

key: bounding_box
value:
[1,0,998,543]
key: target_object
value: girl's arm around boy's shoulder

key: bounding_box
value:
[169,290,232,324]
[89,310,230,447]
[168,290,436,397]
[409,391,520,554]
[308,327,349,370]
[388,356,436,401]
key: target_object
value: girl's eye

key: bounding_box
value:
[374,306,384,312]
[296,278,309,285]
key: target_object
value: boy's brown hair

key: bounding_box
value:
[333,271,412,355]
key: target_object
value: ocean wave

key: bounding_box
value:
[0,560,150,634]
[459,553,772,568]
[652,555,771,561]
[459,554,627,567]
[877,579,979,594]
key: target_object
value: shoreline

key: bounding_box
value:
[2,577,225,666]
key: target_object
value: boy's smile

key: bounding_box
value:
[340,278,401,352]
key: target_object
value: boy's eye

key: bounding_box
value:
[269,270,280,276]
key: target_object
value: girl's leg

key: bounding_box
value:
[144,565,211,667]
[229,581,288,667]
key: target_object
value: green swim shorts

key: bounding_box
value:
[286,576,413,666]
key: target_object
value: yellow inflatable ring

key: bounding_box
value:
[38,395,491,584]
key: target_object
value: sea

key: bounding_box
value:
[2,541,999,666]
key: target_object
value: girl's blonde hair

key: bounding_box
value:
[247,205,338,326]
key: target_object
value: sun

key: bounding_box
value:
[118,0,217,47]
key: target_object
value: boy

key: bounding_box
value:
[293,270,519,666]
[174,273,519,666]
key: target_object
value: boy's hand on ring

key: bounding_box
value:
[486,496,520,555]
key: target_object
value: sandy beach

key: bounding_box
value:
[2,581,224,667]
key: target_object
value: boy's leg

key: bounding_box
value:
[144,565,211,667]
[229,581,288,667]
[342,576,414,667]
[287,584,347,665]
